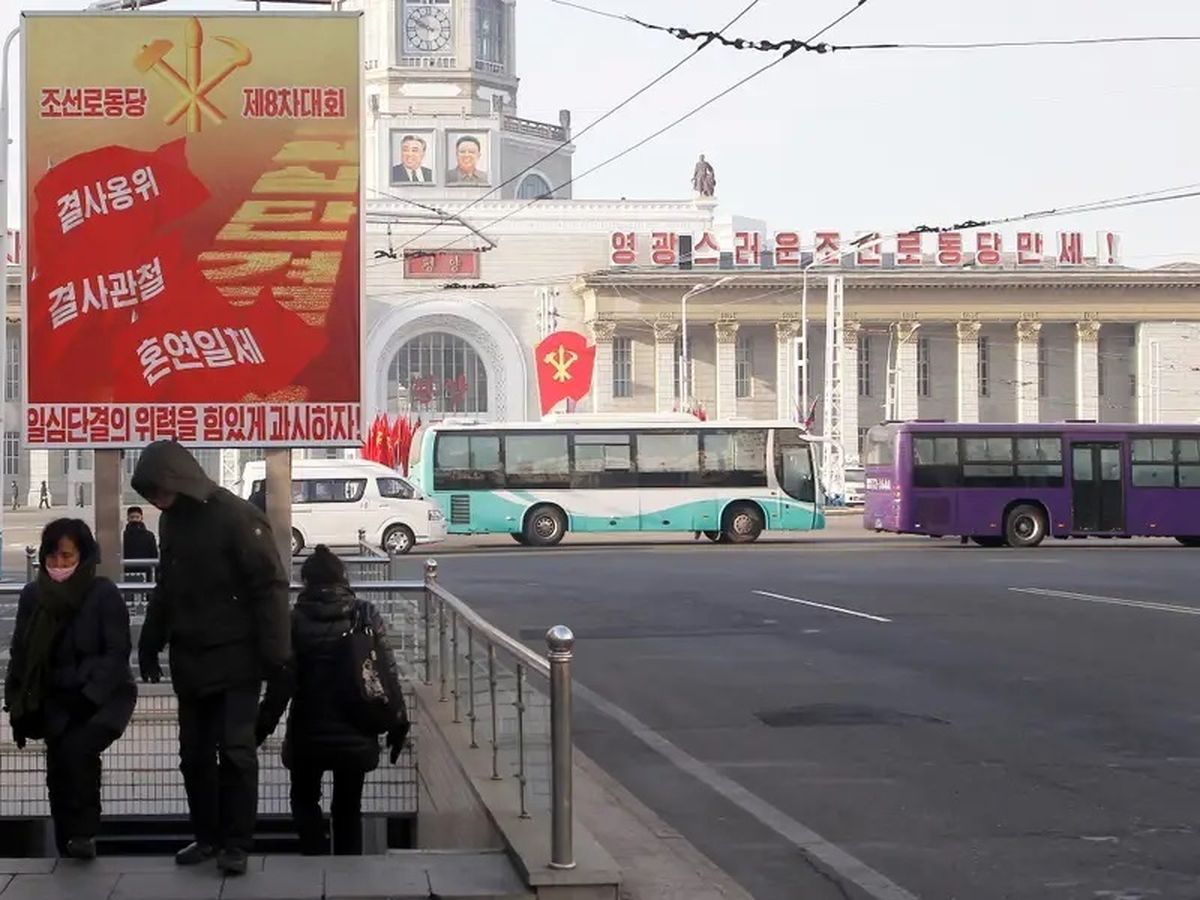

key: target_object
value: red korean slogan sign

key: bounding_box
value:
[535,331,595,415]
[22,12,362,448]
[608,229,1122,269]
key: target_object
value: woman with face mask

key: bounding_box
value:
[3,519,137,860]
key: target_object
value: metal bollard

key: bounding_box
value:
[546,625,576,870]
[24,545,35,583]
[358,527,367,550]
[450,610,461,723]
[438,597,448,702]
[423,560,437,686]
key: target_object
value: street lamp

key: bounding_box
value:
[680,275,733,413]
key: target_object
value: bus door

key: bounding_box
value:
[1070,442,1124,533]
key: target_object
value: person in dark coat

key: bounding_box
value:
[3,519,137,860]
[122,506,158,579]
[131,441,290,875]
[256,545,409,856]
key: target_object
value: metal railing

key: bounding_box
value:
[1,558,577,869]
[421,560,576,869]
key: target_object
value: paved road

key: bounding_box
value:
[421,521,1200,900]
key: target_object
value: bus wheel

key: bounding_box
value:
[970,536,1005,548]
[511,533,530,545]
[723,503,764,544]
[1005,504,1047,548]
[703,530,721,542]
[525,505,567,547]
[1176,537,1200,547]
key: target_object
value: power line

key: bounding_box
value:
[554,4,1200,56]
[394,0,766,254]
[428,0,873,254]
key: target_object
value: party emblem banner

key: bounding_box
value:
[21,12,363,447]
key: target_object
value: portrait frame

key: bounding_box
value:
[444,130,492,187]
[389,129,438,187]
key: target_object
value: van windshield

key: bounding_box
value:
[378,477,416,500]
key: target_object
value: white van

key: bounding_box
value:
[238,459,446,556]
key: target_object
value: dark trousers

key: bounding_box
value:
[289,764,367,856]
[177,687,260,852]
[45,721,118,854]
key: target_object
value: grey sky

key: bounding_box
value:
[5,0,1199,265]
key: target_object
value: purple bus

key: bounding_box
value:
[863,421,1200,547]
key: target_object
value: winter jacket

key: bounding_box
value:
[257,585,409,771]
[4,577,137,741]
[123,522,158,563]
[132,441,290,698]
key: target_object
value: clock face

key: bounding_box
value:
[405,5,453,53]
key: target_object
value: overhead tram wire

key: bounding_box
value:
[392,0,767,256]
[425,0,874,254]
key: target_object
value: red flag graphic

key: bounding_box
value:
[534,330,595,415]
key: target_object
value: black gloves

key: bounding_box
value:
[138,650,162,684]
[386,721,411,764]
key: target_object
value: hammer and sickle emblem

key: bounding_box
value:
[544,345,578,383]
[133,16,252,133]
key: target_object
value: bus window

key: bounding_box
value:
[865,425,897,466]
[774,431,815,502]
[702,430,768,487]
[434,434,502,490]
[636,432,700,488]
[505,434,570,488]
[572,433,635,488]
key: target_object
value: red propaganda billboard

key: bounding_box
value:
[535,331,595,415]
[22,12,363,448]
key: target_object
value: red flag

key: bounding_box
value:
[803,398,819,431]
[534,330,596,415]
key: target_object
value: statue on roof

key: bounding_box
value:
[692,154,716,197]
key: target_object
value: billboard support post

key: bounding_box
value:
[264,448,292,574]
[94,449,122,582]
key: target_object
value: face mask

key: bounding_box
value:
[46,565,77,583]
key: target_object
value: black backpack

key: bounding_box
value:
[342,601,396,735]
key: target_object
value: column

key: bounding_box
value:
[1016,318,1042,423]
[219,448,241,489]
[27,449,49,508]
[956,320,981,423]
[588,317,617,413]
[714,317,739,421]
[775,318,800,420]
[653,316,679,413]
[841,321,861,463]
[894,321,920,420]
[1075,320,1101,420]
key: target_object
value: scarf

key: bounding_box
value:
[8,559,97,726]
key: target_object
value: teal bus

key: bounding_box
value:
[407,416,825,546]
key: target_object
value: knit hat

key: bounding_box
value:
[301,544,347,586]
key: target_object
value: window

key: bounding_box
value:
[865,425,896,466]
[917,337,931,398]
[775,430,815,502]
[701,430,767,487]
[912,435,960,487]
[735,334,753,399]
[306,479,367,503]
[504,434,569,488]
[378,477,415,500]
[434,433,502,490]
[1132,436,1200,488]
[572,433,634,489]
[1015,436,1063,481]
[636,432,699,487]
[3,431,17,480]
[5,328,18,402]
[858,335,872,397]
[612,337,633,399]
[857,426,869,459]
[1037,340,1048,398]
[673,337,694,401]
[516,173,552,200]
[977,336,990,397]
[75,450,92,471]
[476,0,506,64]
[1097,341,1106,397]
[389,332,488,420]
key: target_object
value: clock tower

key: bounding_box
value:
[350,0,573,200]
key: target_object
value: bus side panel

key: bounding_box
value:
[514,489,641,532]
[433,490,529,535]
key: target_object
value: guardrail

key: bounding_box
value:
[1,558,576,868]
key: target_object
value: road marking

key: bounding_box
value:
[753,589,892,623]
[575,681,921,900]
[1009,587,1200,617]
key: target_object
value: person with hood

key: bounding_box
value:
[131,441,290,876]
[256,545,409,856]
[3,519,137,860]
